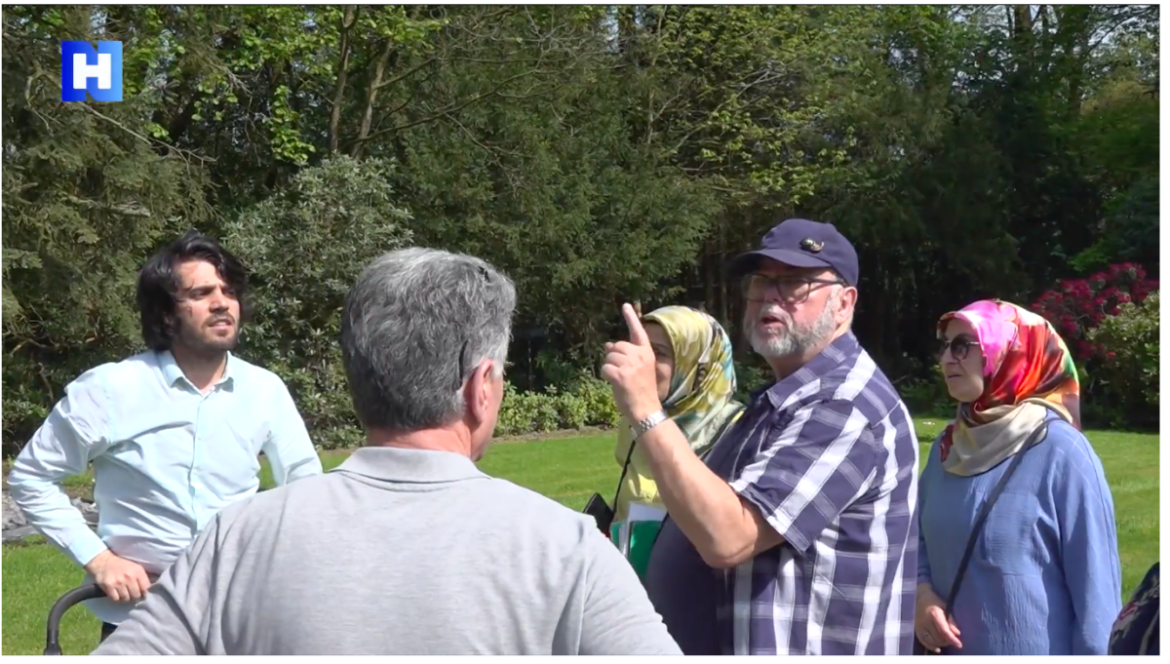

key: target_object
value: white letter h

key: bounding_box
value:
[73,53,112,90]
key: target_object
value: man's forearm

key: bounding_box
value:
[92,525,216,656]
[636,420,759,567]
[603,305,775,567]
[7,469,107,567]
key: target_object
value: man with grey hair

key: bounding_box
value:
[94,247,681,656]
[602,219,919,655]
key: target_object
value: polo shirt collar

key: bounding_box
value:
[334,447,487,484]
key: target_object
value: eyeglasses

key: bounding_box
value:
[452,339,470,392]
[937,336,981,361]
[741,273,846,304]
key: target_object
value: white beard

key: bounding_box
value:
[748,294,839,360]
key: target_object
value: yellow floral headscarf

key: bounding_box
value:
[613,306,745,522]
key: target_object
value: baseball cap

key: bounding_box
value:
[727,218,860,287]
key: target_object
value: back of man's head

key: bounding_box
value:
[339,247,517,434]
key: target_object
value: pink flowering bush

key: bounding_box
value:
[1032,263,1159,427]
[1031,262,1157,363]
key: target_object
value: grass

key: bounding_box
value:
[2,419,1158,655]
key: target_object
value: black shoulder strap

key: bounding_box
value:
[943,420,1050,617]
[609,430,639,516]
[611,408,741,515]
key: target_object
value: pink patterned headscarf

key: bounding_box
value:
[937,299,1081,429]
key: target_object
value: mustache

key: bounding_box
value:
[754,307,791,324]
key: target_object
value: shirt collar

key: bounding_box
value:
[333,447,487,484]
[157,350,237,392]
[764,331,862,408]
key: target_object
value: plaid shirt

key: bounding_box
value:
[702,332,919,655]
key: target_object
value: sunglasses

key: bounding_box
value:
[937,335,981,361]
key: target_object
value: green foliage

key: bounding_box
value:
[2,6,212,453]
[898,374,954,419]
[223,157,413,444]
[565,372,624,429]
[495,374,621,437]
[1070,178,1160,275]
[1088,292,1160,428]
[622,6,913,207]
[1,5,1162,452]
[389,11,720,350]
[732,357,771,404]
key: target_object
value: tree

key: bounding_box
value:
[2,6,212,453]
[223,157,413,448]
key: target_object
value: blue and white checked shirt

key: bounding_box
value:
[646,332,919,655]
[7,350,323,624]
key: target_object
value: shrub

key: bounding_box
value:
[495,373,622,437]
[497,383,559,436]
[1031,262,1157,363]
[555,388,590,431]
[899,373,953,418]
[223,157,413,448]
[1033,263,1158,429]
[733,357,771,403]
[565,371,623,428]
[1088,292,1159,428]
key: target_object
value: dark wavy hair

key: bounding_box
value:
[136,231,251,351]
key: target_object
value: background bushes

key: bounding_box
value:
[1087,292,1160,429]
[2,6,1159,453]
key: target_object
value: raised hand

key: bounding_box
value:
[601,303,663,423]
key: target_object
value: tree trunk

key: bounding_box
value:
[1011,5,1035,76]
[328,5,357,156]
[703,237,715,316]
[352,39,397,160]
[718,214,729,329]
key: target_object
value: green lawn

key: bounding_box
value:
[2,419,1158,655]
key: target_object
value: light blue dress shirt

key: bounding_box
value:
[7,350,323,624]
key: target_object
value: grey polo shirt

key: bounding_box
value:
[93,446,681,655]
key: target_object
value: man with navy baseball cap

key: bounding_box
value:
[602,218,919,655]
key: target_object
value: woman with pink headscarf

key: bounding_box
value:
[914,299,1121,655]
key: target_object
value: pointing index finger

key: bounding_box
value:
[622,303,650,347]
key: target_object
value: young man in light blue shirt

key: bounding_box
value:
[7,231,323,640]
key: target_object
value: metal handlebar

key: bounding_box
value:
[44,583,106,655]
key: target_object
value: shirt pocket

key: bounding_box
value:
[976,491,1046,575]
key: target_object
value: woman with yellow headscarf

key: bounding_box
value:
[612,306,745,523]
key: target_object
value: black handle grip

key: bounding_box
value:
[44,583,106,655]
